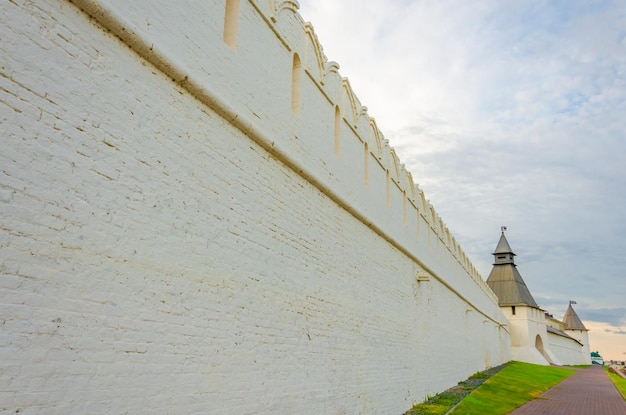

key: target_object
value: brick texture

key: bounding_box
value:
[0,0,510,413]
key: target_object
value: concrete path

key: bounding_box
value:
[509,365,626,415]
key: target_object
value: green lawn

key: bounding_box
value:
[450,361,574,414]
[605,367,626,400]
[405,366,507,415]
[406,392,459,415]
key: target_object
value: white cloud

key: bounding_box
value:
[299,0,626,354]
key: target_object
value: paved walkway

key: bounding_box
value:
[509,365,626,414]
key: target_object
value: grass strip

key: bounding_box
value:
[406,392,458,415]
[605,367,626,400]
[405,365,507,415]
[450,361,574,414]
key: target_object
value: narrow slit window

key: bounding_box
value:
[291,53,301,115]
[386,170,391,208]
[403,191,407,225]
[334,106,340,156]
[416,210,421,238]
[364,143,369,185]
[223,0,241,50]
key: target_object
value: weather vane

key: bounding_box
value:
[501,226,507,232]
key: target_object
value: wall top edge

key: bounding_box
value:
[71,0,495,302]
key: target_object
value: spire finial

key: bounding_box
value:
[501,225,507,233]
[570,300,577,305]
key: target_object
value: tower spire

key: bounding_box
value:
[563,302,587,331]
[486,228,539,308]
[493,227,516,265]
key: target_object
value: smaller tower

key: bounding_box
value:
[486,229,555,365]
[487,230,538,308]
[563,301,591,364]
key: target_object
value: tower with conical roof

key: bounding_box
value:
[486,229,556,365]
[486,231,539,308]
[563,302,591,364]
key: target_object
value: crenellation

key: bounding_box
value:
[1,0,510,412]
[269,0,304,54]
[324,60,341,84]
[367,118,384,157]
[341,78,360,128]
[406,171,415,199]
[303,23,326,83]
[356,106,372,139]
[389,148,400,181]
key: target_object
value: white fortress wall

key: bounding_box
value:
[546,332,586,365]
[1,0,510,413]
[566,329,592,365]
[68,0,503,320]
[503,306,551,365]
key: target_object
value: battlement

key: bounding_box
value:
[71,0,496,305]
[1,1,510,412]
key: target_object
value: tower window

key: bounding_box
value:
[512,306,516,315]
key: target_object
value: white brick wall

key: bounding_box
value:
[0,0,510,413]
[547,331,588,366]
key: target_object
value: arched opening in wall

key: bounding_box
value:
[223,0,241,50]
[535,334,544,354]
[535,334,553,364]
[364,143,369,185]
[334,106,340,156]
[291,53,302,115]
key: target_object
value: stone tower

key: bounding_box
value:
[486,231,554,365]
[563,302,592,364]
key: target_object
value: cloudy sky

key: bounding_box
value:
[299,0,626,360]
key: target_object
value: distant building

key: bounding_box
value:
[591,351,605,365]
